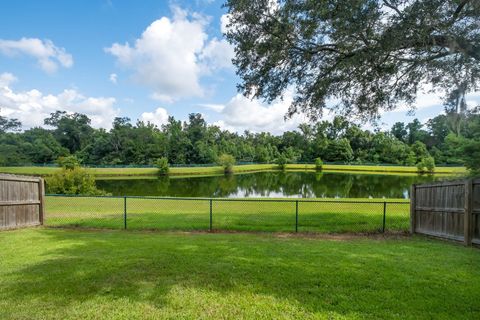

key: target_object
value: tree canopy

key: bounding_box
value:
[224,0,480,121]
[1,109,479,173]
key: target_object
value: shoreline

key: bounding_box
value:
[0,163,467,178]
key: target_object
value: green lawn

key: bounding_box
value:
[0,163,467,177]
[0,228,479,319]
[45,196,410,233]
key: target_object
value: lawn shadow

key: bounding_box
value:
[2,229,479,318]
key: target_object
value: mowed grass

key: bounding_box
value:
[1,228,479,319]
[45,196,410,233]
[0,163,467,177]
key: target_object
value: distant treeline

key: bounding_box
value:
[0,109,479,172]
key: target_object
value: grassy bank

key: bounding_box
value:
[1,228,479,319]
[45,195,410,233]
[0,163,467,177]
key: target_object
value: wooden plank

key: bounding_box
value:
[410,184,416,233]
[38,178,45,225]
[0,175,41,183]
[415,207,464,213]
[0,201,41,206]
[464,179,473,246]
[418,229,465,242]
[415,181,466,189]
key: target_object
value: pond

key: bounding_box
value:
[96,171,443,199]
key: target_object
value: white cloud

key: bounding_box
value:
[388,86,480,116]
[0,74,118,129]
[0,72,17,87]
[204,92,308,134]
[211,120,235,132]
[198,103,225,112]
[109,73,118,84]
[0,38,73,73]
[391,90,443,113]
[220,14,231,34]
[106,6,234,102]
[140,107,169,127]
[200,38,234,70]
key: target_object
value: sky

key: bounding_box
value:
[0,0,479,134]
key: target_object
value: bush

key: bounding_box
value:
[46,166,108,195]
[423,156,435,172]
[315,157,323,171]
[276,154,288,170]
[416,161,425,173]
[56,155,80,170]
[218,154,235,174]
[416,156,435,173]
[155,157,169,175]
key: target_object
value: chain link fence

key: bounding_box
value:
[44,195,410,233]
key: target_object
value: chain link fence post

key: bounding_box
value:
[124,196,127,230]
[382,201,386,233]
[295,200,299,232]
[209,199,213,232]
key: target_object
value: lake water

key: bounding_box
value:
[96,171,443,199]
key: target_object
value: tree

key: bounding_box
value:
[391,122,408,142]
[416,156,436,173]
[276,153,288,170]
[411,141,429,163]
[163,117,190,164]
[218,153,236,174]
[155,157,169,175]
[424,156,436,172]
[444,83,468,136]
[462,140,480,174]
[315,157,323,171]
[324,139,353,162]
[225,0,480,121]
[0,112,21,133]
[56,155,80,170]
[44,111,93,153]
[406,119,428,145]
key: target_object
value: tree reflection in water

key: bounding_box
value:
[97,171,443,199]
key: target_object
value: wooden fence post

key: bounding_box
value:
[38,178,45,225]
[410,184,416,234]
[464,179,473,246]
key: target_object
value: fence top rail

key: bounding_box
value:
[414,179,471,189]
[45,194,409,204]
[413,176,480,189]
[0,174,41,183]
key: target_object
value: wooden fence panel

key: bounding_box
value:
[0,174,44,230]
[473,179,480,245]
[412,178,479,246]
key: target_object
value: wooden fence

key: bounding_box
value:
[0,174,45,230]
[410,178,479,246]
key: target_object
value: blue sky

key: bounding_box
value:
[0,0,478,134]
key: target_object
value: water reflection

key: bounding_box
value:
[96,171,444,199]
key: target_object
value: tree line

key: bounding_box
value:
[0,108,479,172]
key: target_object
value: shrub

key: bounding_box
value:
[155,157,169,175]
[423,156,435,172]
[416,156,435,173]
[46,166,108,195]
[416,161,425,173]
[276,154,288,170]
[218,154,235,174]
[56,155,80,170]
[315,157,323,171]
